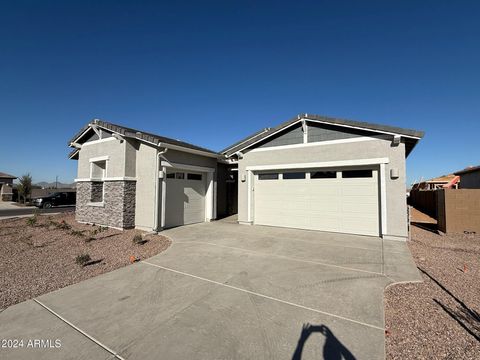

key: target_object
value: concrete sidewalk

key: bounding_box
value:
[0,221,421,359]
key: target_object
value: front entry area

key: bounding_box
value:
[253,167,380,236]
[165,170,207,228]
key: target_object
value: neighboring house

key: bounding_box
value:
[0,172,16,201]
[455,165,480,189]
[69,114,423,241]
[411,174,459,190]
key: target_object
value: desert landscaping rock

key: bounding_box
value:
[0,212,170,309]
[385,223,480,359]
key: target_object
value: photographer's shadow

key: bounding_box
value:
[292,323,356,360]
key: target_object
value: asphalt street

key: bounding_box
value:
[0,206,74,217]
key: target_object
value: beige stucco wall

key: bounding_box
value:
[134,143,157,230]
[76,136,219,232]
[77,138,127,179]
[133,148,219,231]
[237,138,409,239]
[162,149,218,169]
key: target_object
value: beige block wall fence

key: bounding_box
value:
[437,189,480,234]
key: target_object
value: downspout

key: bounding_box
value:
[153,145,168,232]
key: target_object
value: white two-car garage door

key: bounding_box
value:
[165,171,206,228]
[253,168,379,236]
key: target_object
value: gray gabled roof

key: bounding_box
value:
[69,119,219,157]
[222,113,424,157]
[0,172,16,179]
[454,165,480,176]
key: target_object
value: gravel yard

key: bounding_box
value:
[0,212,170,310]
[385,209,480,359]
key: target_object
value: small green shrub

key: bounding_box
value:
[75,254,91,266]
[70,229,85,237]
[132,234,144,244]
[26,216,37,226]
[58,220,71,230]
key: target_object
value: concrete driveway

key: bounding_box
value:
[0,220,421,360]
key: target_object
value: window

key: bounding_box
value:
[258,173,279,180]
[175,172,185,179]
[187,173,202,180]
[90,182,103,202]
[91,160,106,179]
[89,160,106,203]
[311,171,336,179]
[342,170,373,178]
[283,172,306,180]
[166,173,175,179]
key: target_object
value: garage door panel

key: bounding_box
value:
[342,185,377,196]
[341,202,378,213]
[165,173,206,228]
[254,168,379,237]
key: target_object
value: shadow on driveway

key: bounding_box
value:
[292,323,356,360]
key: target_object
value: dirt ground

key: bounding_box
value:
[0,212,170,310]
[385,208,480,359]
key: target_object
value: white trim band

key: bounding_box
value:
[160,161,215,173]
[81,137,117,147]
[245,158,390,171]
[75,177,137,182]
[89,155,110,162]
[249,136,388,153]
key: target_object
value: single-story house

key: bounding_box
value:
[411,174,459,190]
[0,172,16,201]
[68,114,423,241]
[454,165,480,189]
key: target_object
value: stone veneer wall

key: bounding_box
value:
[76,180,136,229]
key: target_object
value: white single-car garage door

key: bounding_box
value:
[165,170,206,228]
[253,168,379,236]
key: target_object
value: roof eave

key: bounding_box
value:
[224,114,424,158]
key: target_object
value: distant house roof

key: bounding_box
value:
[425,174,457,183]
[0,172,16,179]
[221,113,424,157]
[69,119,220,158]
[454,165,480,176]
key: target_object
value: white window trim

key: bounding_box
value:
[249,136,388,153]
[89,155,110,162]
[245,158,389,171]
[89,157,108,179]
[89,157,108,204]
[82,137,116,147]
[161,161,215,173]
[87,201,105,207]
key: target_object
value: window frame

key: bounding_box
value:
[187,173,203,181]
[341,169,373,178]
[310,171,337,179]
[258,173,279,180]
[282,172,306,180]
[88,157,108,205]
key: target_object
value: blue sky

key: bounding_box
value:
[0,0,479,185]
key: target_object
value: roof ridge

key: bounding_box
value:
[69,119,220,155]
[222,113,424,157]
